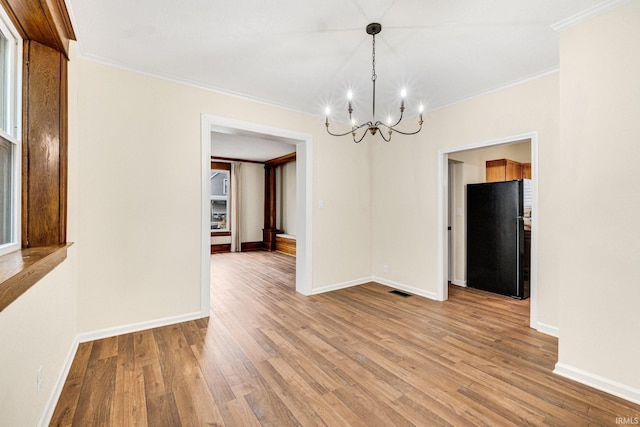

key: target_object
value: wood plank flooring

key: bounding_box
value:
[51,251,640,426]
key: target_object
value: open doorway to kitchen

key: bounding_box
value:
[439,132,540,331]
[200,114,313,316]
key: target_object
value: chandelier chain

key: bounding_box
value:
[371,34,377,82]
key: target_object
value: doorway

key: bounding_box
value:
[438,132,539,330]
[200,114,313,316]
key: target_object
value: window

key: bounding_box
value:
[0,8,21,257]
[210,162,231,232]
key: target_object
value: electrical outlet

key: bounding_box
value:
[383,264,388,273]
[37,366,43,393]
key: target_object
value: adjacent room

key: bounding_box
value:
[1,1,639,425]
[448,140,533,304]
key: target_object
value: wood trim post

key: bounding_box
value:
[263,164,278,251]
[22,40,67,247]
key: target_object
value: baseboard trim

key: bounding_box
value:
[38,337,80,427]
[76,311,206,343]
[535,321,559,338]
[554,363,640,405]
[39,310,208,426]
[451,279,467,287]
[372,276,439,301]
[241,241,265,252]
[310,277,373,295]
[210,243,231,254]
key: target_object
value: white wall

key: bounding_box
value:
[555,1,640,396]
[71,42,372,332]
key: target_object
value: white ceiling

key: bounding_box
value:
[67,0,603,157]
[211,131,297,162]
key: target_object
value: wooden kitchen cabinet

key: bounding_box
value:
[486,159,523,182]
[522,162,532,179]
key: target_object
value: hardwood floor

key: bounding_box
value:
[51,251,640,426]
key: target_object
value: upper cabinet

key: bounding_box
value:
[486,159,531,182]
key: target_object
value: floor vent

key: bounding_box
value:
[389,290,412,298]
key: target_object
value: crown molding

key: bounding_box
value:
[551,0,631,32]
[427,67,559,113]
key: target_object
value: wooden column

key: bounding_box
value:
[263,164,278,251]
[0,0,76,311]
[262,152,296,251]
[22,40,68,247]
[0,0,75,248]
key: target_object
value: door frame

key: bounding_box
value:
[437,131,542,332]
[200,114,313,315]
[447,159,463,285]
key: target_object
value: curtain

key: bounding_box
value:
[230,162,242,252]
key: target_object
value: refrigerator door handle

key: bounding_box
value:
[516,217,522,298]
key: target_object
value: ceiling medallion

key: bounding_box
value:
[325,23,423,143]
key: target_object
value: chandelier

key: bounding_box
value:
[325,23,424,143]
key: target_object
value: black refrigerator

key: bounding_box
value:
[466,180,530,299]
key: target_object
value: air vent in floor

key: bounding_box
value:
[389,290,412,298]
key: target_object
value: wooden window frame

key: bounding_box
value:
[0,7,21,257]
[210,161,231,236]
[0,0,75,312]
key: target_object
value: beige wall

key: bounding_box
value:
[449,141,531,184]
[372,72,558,328]
[0,253,77,426]
[5,5,640,424]
[240,162,265,243]
[71,43,372,333]
[556,1,640,392]
[0,42,83,425]
[276,161,297,235]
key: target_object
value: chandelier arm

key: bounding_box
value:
[327,122,370,138]
[391,109,405,127]
[395,122,423,135]
[377,129,391,142]
[353,127,370,143]
[326,126,357,137]
[353,122,371,133]
[376,120,422,135]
